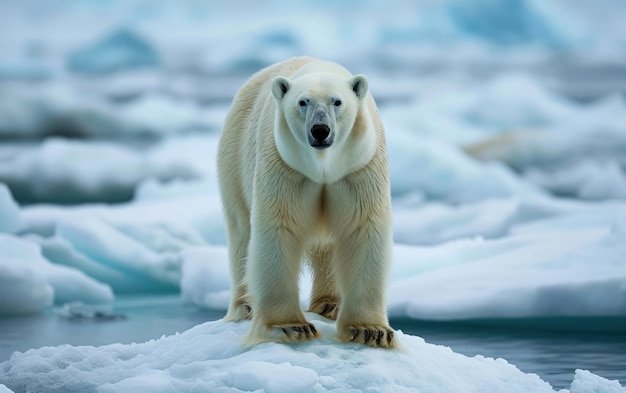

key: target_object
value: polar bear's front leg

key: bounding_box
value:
[333,226,396,348]
[245,218,319,345]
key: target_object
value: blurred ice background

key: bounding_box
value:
[1,0,626,390]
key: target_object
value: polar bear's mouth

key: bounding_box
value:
[308,124,333,150]
[310,141,332,150]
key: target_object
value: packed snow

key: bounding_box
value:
[1,315,624,393]
[1,0,626,391]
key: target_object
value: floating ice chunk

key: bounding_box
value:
[0,314,590,393]
[68,29,160,74]
[42,255,114,306]
[56,302,126,321]
[134,178,218,202]
[117,93,221,135]
[458,73,577,128]
[0,138,198,204]
[525,160,626,200]
[0,384,14,393]
[466,125,626,178]
[392,194,616,245]
[0,235,53,315]
[56,217,180,291]
[382,73,578,147]
[0,86,223,139]
[389,218,626,324]
[393,198,520,245]
[32,235,169,294]
[0,234,113,315]
[0,183,20,234]
[21,182,225,245]
[459,87,626,174]
[388,132,542,202]
[23,198,218,295]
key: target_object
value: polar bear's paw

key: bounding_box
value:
[247,320,320,345]
[272,322,319,342]
[308,297,339,320]
[338,324,396,348]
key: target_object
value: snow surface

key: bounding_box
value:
[1,315,624,393]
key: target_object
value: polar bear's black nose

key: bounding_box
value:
[311,124,330,142]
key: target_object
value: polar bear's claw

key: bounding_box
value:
[275,322,319,341]
[343,325,396,348]
[308,299,339,320]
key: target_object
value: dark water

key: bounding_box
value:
[394,319,626,390]
[1,295,624,390]
[0,296,222,359]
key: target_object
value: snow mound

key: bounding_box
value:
[570,369,626,393]
[4,314,621,393]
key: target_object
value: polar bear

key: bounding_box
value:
[217,57,395,348]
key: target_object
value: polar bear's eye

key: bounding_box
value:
[334,100,342,106]
[299,100,307,107]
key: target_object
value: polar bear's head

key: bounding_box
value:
[271,72,368,151]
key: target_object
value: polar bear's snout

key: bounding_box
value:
[309,124,333,149]
[306,104,335,150]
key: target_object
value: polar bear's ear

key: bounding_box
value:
[349,75,368,100]
[271,76,291,100]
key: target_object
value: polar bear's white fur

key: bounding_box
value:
[217,57,395,348]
